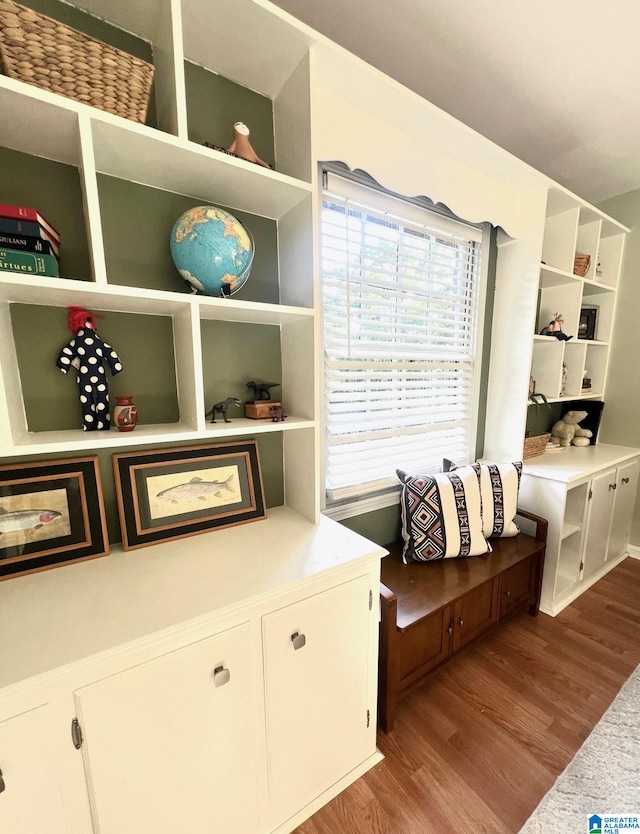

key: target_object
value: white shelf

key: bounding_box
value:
[561,522,581,540]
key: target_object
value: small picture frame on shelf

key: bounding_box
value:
[113,441,266,550]
[578,306,598,340]
[0,456,109,580]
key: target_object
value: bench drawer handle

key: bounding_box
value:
[291,631,306,650]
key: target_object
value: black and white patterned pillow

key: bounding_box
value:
[397,467,492,563]
[442,458,523,538]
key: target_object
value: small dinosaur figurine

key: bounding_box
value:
[246,381,281,401]
[205,397,241,423]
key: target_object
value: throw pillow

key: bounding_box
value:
[442,458,523,538]
[397,466,492,563]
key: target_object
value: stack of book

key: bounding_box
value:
[0,204,60,277]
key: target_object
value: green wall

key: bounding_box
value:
[596,188,640,546]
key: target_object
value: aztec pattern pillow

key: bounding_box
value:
[443,458,523,538]
[397,467,492,563]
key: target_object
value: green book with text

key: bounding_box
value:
[0,248,59,277]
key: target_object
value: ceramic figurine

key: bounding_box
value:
[56,306,123,431]
[227,122,271,168]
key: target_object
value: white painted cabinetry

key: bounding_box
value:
[74,622,260,834]
[0,706,72,834]
[520,445,640,615]
[0,512,384,834]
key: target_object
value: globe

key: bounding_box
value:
[170,205,254,297]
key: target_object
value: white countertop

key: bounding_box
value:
[522,443,640,483]
[0,507,386,689]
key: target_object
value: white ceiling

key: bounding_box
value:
[270,0,640,205]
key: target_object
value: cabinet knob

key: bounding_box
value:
[622,477,630,484]
[213,665,231,687]
[458,618,464,628]
[447,624,453,636]
[291,631,306,650]
[609,483,617,490]
[0,767,5,794]
[503,590,511,597]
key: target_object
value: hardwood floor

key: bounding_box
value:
[294,557,640,834]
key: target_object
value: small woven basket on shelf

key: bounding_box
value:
[0,0,154,124]
[573,253,591,277]
[523,432,551,460]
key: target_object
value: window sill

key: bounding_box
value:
[323,488,401,521]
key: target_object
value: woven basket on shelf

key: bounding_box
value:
[573,253,591,277]
[522,432,551,460]
[0,0,154,123]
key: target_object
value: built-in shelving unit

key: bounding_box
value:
[0,0,319,521]
[531,187,628,404]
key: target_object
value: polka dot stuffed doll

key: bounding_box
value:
[56,306,123,431]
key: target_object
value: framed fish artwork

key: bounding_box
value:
[0,456,109,579]
[112,441,266,550]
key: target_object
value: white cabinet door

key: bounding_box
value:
[0,706,71,834]
[74,622,259,834]
[582,468,616,581]
[263,575,372,824]
[608,460,640,562]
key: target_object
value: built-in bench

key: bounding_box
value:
[378,508,547,733]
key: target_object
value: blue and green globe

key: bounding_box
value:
[170,205,254,297]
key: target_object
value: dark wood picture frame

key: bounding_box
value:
[0,456,109,580]
[578,306,598,340]
[113,441,267,551]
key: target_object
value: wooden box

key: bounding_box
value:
[245,400,282,419]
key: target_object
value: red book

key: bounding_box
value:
[0,204,60,245]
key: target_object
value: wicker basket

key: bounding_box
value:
[523,432,551,459]
[573,253,591,277]
[0,0,154,124]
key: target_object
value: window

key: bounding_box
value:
[321,170,488,511]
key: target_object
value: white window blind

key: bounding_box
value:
[322,171,486,504]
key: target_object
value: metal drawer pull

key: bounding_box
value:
[447,624,453,636]
[622,477,630,484]
[0,767,5,794]
[610,483,617,490]
[71,718,83,750]
[213,665,230,687]
[291,631,306,650]
[458,618,464,628]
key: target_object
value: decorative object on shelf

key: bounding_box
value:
[578,306,598,340]
[113,395,138,433]
[245,399,284,420]
[56,307,123,432]
[268,404,287,422]
[595,253,603,278]
[113,441,266,550]
[0,0,154,124]
[539,312,573,340]
[582,370,592,392]
[246,380,280,400]
[226,122,271,169]
[573,253,591,277]
[523,432,552,459]
[0,456,109,580]
[205,397,241,423]
[560,400,603,445]
[560,362,567,397]
[550,410,593,447]
[170,205,254,297]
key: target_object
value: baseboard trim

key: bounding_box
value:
[628,544,640,560]
[539,549,630,617]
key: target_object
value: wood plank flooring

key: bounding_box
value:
[294,557,640,834]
